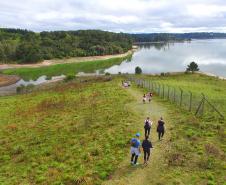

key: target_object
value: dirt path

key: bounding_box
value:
[103,85,171,185]
[0,50,133,70]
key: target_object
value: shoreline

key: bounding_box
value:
[0,50,134,70]
[0,74,21,87]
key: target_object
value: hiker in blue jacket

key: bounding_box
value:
[130,133,141,165]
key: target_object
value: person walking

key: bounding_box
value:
[148,92,153,103]
[144,117,152,136]
[143,94,146,103]
[130,133,141,165]
[142,135,153,165]
[157,117,165,140]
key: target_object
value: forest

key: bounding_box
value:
[0,28,132,64]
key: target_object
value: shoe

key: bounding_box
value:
[133,163,139,166]
[131,161,134,165]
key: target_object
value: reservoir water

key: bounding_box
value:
[105,39,226,78]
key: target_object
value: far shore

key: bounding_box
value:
[0,49,134,70]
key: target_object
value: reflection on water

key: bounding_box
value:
[105,39,226,78]
[0,75,65,95]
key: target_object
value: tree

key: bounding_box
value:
[16,42,43,63]
[186,61,199,73]
[135,66,142,74]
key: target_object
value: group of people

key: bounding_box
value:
[122,80,131,88]
[130,117,165,166]
[143,92,153,103]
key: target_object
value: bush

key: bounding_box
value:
[105,72,111,76]
[16,85,25,94]
[64,74,75,82]
[135,66,142,74]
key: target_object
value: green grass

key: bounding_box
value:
[134,74,226,185]
[0,73,225,185]
[2,55,130,80]
[0,77,140,185]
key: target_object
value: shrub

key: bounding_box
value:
[105,72,111,76]
[160,72,165,76]
[64,74,75,82]
[16,85,25,94]
[45,76,52,80]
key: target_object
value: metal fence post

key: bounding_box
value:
[201,93,205,116]
[189,91,192,112]
[158,83,161,95]
[180,88,183,107]
[167,85,170,100]
[174,87,176,103]
[163,84,165,99]
[148,80,150,90]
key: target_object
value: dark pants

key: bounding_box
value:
[144,127,150,136]
[158,130,164,140]
[131,153,138,164]
[143,149,150,162]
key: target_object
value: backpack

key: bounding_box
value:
[131,138,137,147]
[145,120,150,128]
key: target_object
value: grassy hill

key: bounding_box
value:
[0,77,140,184]
[0,74,225,185]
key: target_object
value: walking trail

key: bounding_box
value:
[103,85,172,185]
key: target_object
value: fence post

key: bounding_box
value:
[195,98,204,117]
[201,93,205,116]
[163,84,165,99]
[148,80,150,90]
[158,83,161,97]
[167,85,170,100]
[189,91,192,112]
[173,87,176,103]
[180,88,183,107]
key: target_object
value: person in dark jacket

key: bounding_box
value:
[142,135,153,165]
[157,117,165,140]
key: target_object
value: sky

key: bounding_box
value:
[1,0,226,33]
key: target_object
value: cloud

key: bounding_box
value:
[0,0,226,32]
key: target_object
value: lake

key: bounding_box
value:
[105,39,226,78]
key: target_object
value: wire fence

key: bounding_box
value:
[128,77,224,121]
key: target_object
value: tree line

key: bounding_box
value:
[0,28,132,64]
[130,32,226,43]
